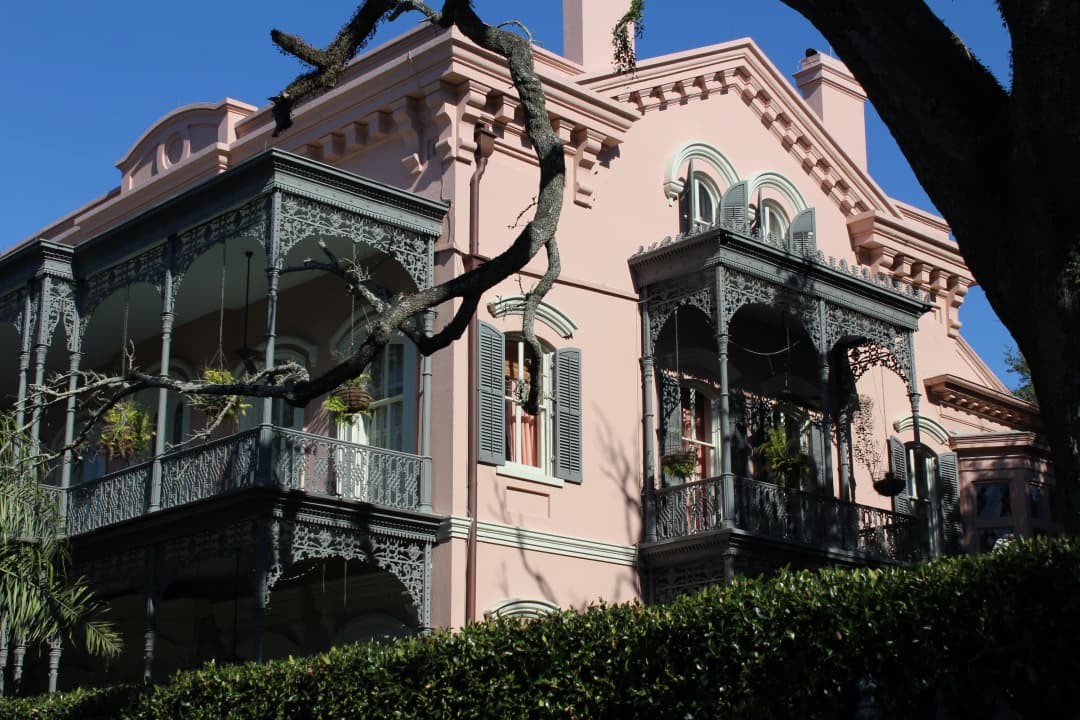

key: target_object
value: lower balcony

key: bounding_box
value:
[62,427,430,536]
[647,475,928,565]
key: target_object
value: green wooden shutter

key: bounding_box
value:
[553,347,583,483]
[787,208,817,256]
[720,180,749,234]
[937,451,963,554]
[477,322,505,466]
[889,436,911,515]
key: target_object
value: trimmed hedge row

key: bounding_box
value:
[4,537,1080,719]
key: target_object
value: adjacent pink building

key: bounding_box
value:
[0,0,1055,692]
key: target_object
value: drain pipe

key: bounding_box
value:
[466,123,497,623]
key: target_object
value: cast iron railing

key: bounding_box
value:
[652,475,928,563]
[272,428,422,511]
[65,461,153,535]
[60,427,425,535]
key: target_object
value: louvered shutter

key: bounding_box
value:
[787,208,817,256]
[889,436,911,515]
[477,322,505,466]
[810,421,828,495]
[937,451,963,554]
[553,347,583,483]
[720,180,749,233]
[658,369,682,460]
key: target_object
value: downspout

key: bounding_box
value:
[466,123,496,623]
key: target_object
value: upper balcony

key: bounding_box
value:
[60,427,429,536]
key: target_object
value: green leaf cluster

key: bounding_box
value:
[98,401,154,462]
[5,537,1080,718]
[189,369,250,427]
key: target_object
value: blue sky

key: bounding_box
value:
[1,1,1018,385]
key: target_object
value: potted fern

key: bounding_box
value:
[760,425,810,490]
[99,400,154,461]
[190,368,250,427]
[324,374,374,423]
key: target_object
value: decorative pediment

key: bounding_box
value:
[116,98,256,194]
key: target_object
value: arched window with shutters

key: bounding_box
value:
[477,321,582,485]
[889,437,963,553]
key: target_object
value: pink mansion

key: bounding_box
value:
[0,0,1053,691]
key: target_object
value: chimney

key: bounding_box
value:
[794,51,868,169]
[563,0,633,71]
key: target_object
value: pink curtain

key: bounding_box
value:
[506,405,540,467]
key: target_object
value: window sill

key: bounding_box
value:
[496,462,564,488]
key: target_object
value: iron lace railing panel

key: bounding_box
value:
[66,461,152,535]
[653,475,929,562]
[159,430,259,510]
[272,428,421,511]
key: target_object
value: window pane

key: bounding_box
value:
[976,482,1011,518]
[386,344,404,397]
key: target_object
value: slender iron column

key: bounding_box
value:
[715,267,734,528]
[907,332,941,558]
[58,347,81,527]
[47,637,62,693]
[418,309,434,513]
[640,292,657,542]
[816,300,835,496]
[150,238,176,512]
[143,550,158,682]
[837,409,852,502]
[11,637,26,695]
[252,520,271,663]
[15,288,33,434]
[30,277,52,444]
[257,195,281,488]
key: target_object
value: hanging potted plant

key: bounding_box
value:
[851,395,904,497]
[323,374,374,423]
[661,448,698,481]
[760,425,810,490]
[99,400,154,461]
[190,368,250,427]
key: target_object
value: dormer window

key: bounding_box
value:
[752,199,789,241]
[680,172,721,233]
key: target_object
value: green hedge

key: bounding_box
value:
[4,537,1079,719]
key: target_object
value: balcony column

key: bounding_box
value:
[30,277,52,444]
[816,300,835,497]
[150,237,176,513]
[58,347,82,526]
[252,520,272,663]
[11,637,26,695]
[47,637,62,693]
[418,309,434,513]
[640,292,657,542]
[907,332,941,558]
[257,196,281,488]
[143,550,159,682]
[1,616,8,695]
[14,287,33,435]
[715,267,735,528]
[837,408,852,502]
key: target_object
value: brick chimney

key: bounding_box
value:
[794,51,868,169]
[563,0,633,70]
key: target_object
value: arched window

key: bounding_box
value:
[757,199,789,241]
[680,172,721,232]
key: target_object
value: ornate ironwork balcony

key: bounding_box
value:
[652,475,928,563]
[60,427,427,536]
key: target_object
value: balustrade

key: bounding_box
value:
[273,428,421,511]
[652,475,928,562]
[59,427,424,536]
[65,462,152,535]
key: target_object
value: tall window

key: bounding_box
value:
[476,321,583,484]
[504,334,554,471]
[680,386,716,480]
[339,339,416,453]
[904,442,937,502]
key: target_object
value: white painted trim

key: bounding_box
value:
[892,414,952,444]
[497,462,564,488]
[663,141,740,202]
[485,294,578,340]
[485,598,559,619]
[438,516,638,567]
[746,171,809,213]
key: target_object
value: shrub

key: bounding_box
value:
[4,537,1079,719]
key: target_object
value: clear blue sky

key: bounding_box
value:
[1,1,1018,386]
